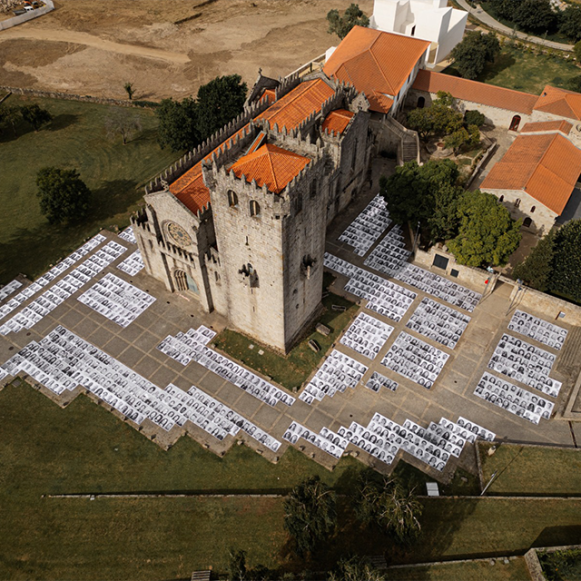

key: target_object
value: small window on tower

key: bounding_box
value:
[294,193,303,215]
[227,190,238,208]
[309,180,317,198]
[250,200,261,217]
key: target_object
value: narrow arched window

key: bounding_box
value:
[227,190,238,208]
[531,206,536,214]
[515,199,521,208]
[499,195,504,202]
[310,180,317,198]
[249,200,260,217]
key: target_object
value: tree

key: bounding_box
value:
[513,229,555,291]
[548,220,581,303]
[36,167,91,225]
[0,104,21,135]
[20,104,52,131]
[227,548,248,581]
[327,4,369,39]
[490,0,522,20]
[566,75,581,93]
[464,109,486,127]
[513,0,557,33]
[283,476,337,557]
[407,91,463,139]
[559,6,581,41]
[355,474,423,545]
[575,40,581,63]
[105,108,142,145]
[447,190,521,267]
[380,159,464,242]
[328,556,387,581]
[451,31,501,80]
[156,97,199,151]
[124,81,135,100]
[444,124,480,153]
[196,74,247,142]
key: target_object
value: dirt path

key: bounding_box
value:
[0,27,190,64]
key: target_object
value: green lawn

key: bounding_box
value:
[0,95,179,284]
[479,443,581,496]
[212,281,359,390]
[387,557,532,581]
[2,382,581,578]
[443,48,580,96]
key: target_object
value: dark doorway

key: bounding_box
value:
[523,217,532,228]
[433,254,449,270]
[417,96,425,109]
[509,115,521,131]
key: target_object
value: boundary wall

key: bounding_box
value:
[0,0,54,30]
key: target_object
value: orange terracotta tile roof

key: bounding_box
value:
[481,133,581,215]
[229,143,310,194]
[412,70,539,115]
[323,26,429,113]
[521,120,573,135]
[322,108,354,135]
[534,85,581,121]
[257,79,335,131]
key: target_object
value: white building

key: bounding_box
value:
[369,0,467,66]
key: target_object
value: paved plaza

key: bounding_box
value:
[1,186,581,481]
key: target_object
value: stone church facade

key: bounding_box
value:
[132,73,373,353]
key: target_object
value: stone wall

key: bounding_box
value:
[0,0,53,30]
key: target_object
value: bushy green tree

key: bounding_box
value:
[156,97,199,151]
[489,0,522,21]
[450,31,501,80]
[447,190,521,266]
[328,556,387,581]
[444,124,480,153]
[513,229,556,291]
[464,109,486,127]
[513,0,557,33]
[283,476,337,557]
[0,104,20,135]
[549,220,581,303]
[36,167,91,225]
[196,74,247,141]
[20,104,52,131]
[355,474,423,545]
[566,75,581,93]
[407,91,463,139]
[327,4,369,39]
[559,5,581,41]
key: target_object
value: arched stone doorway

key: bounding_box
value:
[417,96,425,109]
[174,269,199,295]
[509,115,521,131]
[523,217,532,228]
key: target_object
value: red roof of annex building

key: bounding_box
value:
[229,143,310,194]
[412,70,539,115]
[481,133,581,215]
[168,79,335,214]
[534,85,581,121]
[323,26,429,114]
[521,120,573,135]
[322,108,354,135]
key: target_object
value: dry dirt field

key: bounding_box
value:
[0,0,373,100]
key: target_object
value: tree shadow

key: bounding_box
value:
[47,113,79,132]
[533,525,581,548]
[479,52,517,82]
[0,120,33,143]
[90,179,140,222]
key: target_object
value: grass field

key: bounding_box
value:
[0,95,179,285]
[212,280,359,390]
[479,443,581,496]
[387,557,532,581]
[444,47,580,96]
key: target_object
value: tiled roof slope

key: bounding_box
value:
[229,143,310,194]
[521,120,573,135]
[481,133,581,215]
[168,79,333,214]
[322,108,354,135]
[257,79,334,131]
[412,70,538,115]
[534,85,581,121]
[323,26,429,114]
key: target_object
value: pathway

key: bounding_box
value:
[456,0,574,51]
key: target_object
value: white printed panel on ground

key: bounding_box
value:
[0,326,281,451]
[488,333,561,398]
[0,280,23,304]
[157,327,295,408]
[364,225,410,274]
[324,253,417,322]
[381,332,449,389]
[365,371,397,393]
[0,233,107,322]
[338,194,391,256]
[116,251,145,276]
[474,371,554,424]
[0,240,126,335]
[299,349,368,404]
[340,312,394,359]
[283,422,348,459]
[406,297,471,350]
[78,273,155,328]
[508,310,568,351]
[118,226,137,245]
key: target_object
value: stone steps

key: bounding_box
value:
[557,326,581,373]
